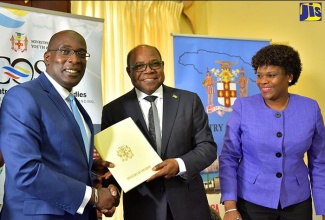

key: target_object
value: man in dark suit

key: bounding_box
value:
[0,30,119,220]
[101,44,217,220]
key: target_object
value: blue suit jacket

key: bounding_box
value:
[0,73,97,220]
[219,94,325,215]
[101,85,217,220]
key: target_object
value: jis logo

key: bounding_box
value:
[299,2,322,21]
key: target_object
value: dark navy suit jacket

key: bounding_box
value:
[101,85,217,220]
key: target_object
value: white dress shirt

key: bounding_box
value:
[134,86,186,175]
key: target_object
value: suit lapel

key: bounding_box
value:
[161,86,179,157]
[122,88,181,156]
[123,89,158,151]
[38,73,90,163]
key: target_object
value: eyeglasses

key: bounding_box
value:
[48,48,90,60]
[129,61,164,72]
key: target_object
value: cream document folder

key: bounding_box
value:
[94,117,162,193]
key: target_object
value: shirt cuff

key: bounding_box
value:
[77,186,92,214]
[175,158,186,175]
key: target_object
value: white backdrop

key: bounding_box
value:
[0,2,104,207]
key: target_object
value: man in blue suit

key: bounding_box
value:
[0,30,119,220]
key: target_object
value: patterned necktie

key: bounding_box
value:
[144,96,161,156]
[67,93,89,159]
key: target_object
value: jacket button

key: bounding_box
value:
[275,112,281,118]
[276,172,282,178]
[276,132,282,137]
[276,152,282,157]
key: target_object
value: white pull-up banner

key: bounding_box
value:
[0,2,104,207]
[0,3,103,125]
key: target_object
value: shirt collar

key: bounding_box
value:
[135,85,163,101]
[43,71,73,100]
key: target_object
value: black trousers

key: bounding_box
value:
[237,196,312,220]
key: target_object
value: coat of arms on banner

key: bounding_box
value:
[203,60,248,116]
[173,35,270,205]
[10,32,28,52]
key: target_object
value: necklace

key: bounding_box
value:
[264,95,290,111]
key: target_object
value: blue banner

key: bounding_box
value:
[173,34,270,155]
[173,35,270,203]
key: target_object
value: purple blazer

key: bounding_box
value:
[219,93,325,215]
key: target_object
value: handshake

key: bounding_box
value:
[89,159,120,217]
[88,185,120,217]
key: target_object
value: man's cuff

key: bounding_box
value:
[175,158,186,175]
[77,186,92,214]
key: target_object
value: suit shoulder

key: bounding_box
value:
[103,92,131,106]
[233,94,262,105]
[165,86,198,97]
[5,79,40,97]
[290,93,317,104]
[104,95,124,107]
[290,94,320,113]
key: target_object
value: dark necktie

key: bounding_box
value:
[144,96,161,156]
[67,93,89,159]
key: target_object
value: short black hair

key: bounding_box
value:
[251,44,302,86]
